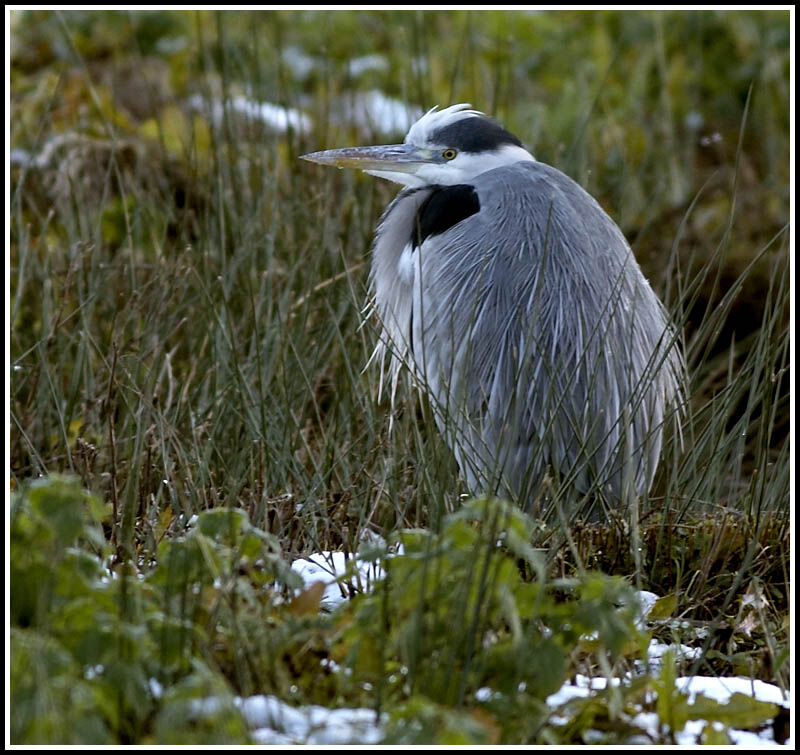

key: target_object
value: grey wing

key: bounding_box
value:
[411,161,685,504]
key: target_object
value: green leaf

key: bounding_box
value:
[384,696,495,745]
[654,649,685,732]
[27,475,106,552]
[648,593,678,620]
[701,722,732,745]
[194,508,249,540]
[688,692,779,729]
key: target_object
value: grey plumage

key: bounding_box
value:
[302,104,685,515]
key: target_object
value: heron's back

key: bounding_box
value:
[371,160,685,511]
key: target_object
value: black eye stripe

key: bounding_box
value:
[431,117,522,153]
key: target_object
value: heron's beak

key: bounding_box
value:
[300,144,432,178]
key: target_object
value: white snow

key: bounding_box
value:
[187,94,312,134]
[291,549,387,609]
[281,45,318,80]
[239,695,384,745]
[229,97,312,134]
[339,90,423,135]
[347,54,389,78]
[640,637,703,671]
[678,675,789,707]
[548,672,789,746]
[217,665,789,746]
[635,589,659,626]
[193,553,790,746]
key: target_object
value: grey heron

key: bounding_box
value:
[302,104,685,518]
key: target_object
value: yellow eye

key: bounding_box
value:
[442,148,457,161]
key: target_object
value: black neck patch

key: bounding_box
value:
[412,184,480,248]
[430,116,522,153]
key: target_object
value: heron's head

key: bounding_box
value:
[301,104,535,188]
